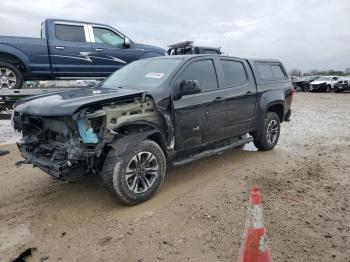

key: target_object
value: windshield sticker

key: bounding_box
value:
[145,72,164,79]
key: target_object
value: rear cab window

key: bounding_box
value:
[55,24,86,42]
[220,59,248,87]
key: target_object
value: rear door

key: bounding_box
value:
[89,25,135,76]
[173,58,226,150]
[217,58,257,137]
[50,22,94,77]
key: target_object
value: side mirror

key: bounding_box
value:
[124,37,131,48]
[178,80,201,97]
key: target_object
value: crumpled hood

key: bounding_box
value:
[311,80,328,85]
[14,87,144,116]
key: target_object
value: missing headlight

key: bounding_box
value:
[77,118,99,144]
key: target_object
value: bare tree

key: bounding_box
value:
[290,68,302,77]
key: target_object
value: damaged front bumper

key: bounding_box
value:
[16,146,73,179]
[16,136,102,180]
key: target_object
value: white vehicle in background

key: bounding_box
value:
[309,76,341,92]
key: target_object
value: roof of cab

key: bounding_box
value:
[247,58,282,64]
[148,54,244,61]
[45,18,110,27]
[148,54,283,64]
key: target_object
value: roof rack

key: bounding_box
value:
[167,41,222,56]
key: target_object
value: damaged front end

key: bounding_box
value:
[13,113,104,180]
[13,95,165,180]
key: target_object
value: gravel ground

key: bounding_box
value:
[0,93,349,262]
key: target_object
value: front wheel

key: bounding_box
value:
[252,112,280,151]
[0,62,23,89]
[101,140,166,205]
[325,85,331,93]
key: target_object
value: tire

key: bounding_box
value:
[0,62,23,89]
[325,85,331,93]
[252,112,280,151]
[101,139,166,205]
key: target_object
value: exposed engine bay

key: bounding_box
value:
[12,95,165,179]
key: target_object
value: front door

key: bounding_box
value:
[173,59,226,151]
[50,23,94,77]
[90,26,135,77]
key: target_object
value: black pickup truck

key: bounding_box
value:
[12,54,293,205]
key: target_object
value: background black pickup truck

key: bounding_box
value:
[13,54,293,205]
[0,18,165,89]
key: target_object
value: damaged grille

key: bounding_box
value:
[15,114,101,179]
[18,115,74,163]
[43,119,70,143]
[20,115,72,144]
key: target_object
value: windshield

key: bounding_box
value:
[101,58,183,90]
[317,76,333,81]
[303,76,319,81]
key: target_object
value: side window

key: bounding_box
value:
[92,27,124,48]
[257,64,274,79]
[55,24,85,42]
[271,65,286,79]
[221,60,247,87]
[178,60,218,92]
[257,63,286,80]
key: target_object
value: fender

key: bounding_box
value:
[255,90,285,128]
[263,101,284,116]
[0,44,30,73]
[113,120,164,137]
[109,129,164,155]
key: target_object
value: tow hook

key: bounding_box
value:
[15,160,29,167]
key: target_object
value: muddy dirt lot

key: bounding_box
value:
[0,93,349,262]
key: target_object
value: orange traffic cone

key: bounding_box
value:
[238,186,272,262]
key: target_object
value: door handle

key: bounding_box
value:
[55,46,65,50]
[214,97,224,102]
[245,91,253,95]
[94,48,103,52]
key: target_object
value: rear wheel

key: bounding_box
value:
[101,140,166,205]
[0,62,23,89]
[252,112,280,151]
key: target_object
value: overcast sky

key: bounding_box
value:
[0,0,349,72]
